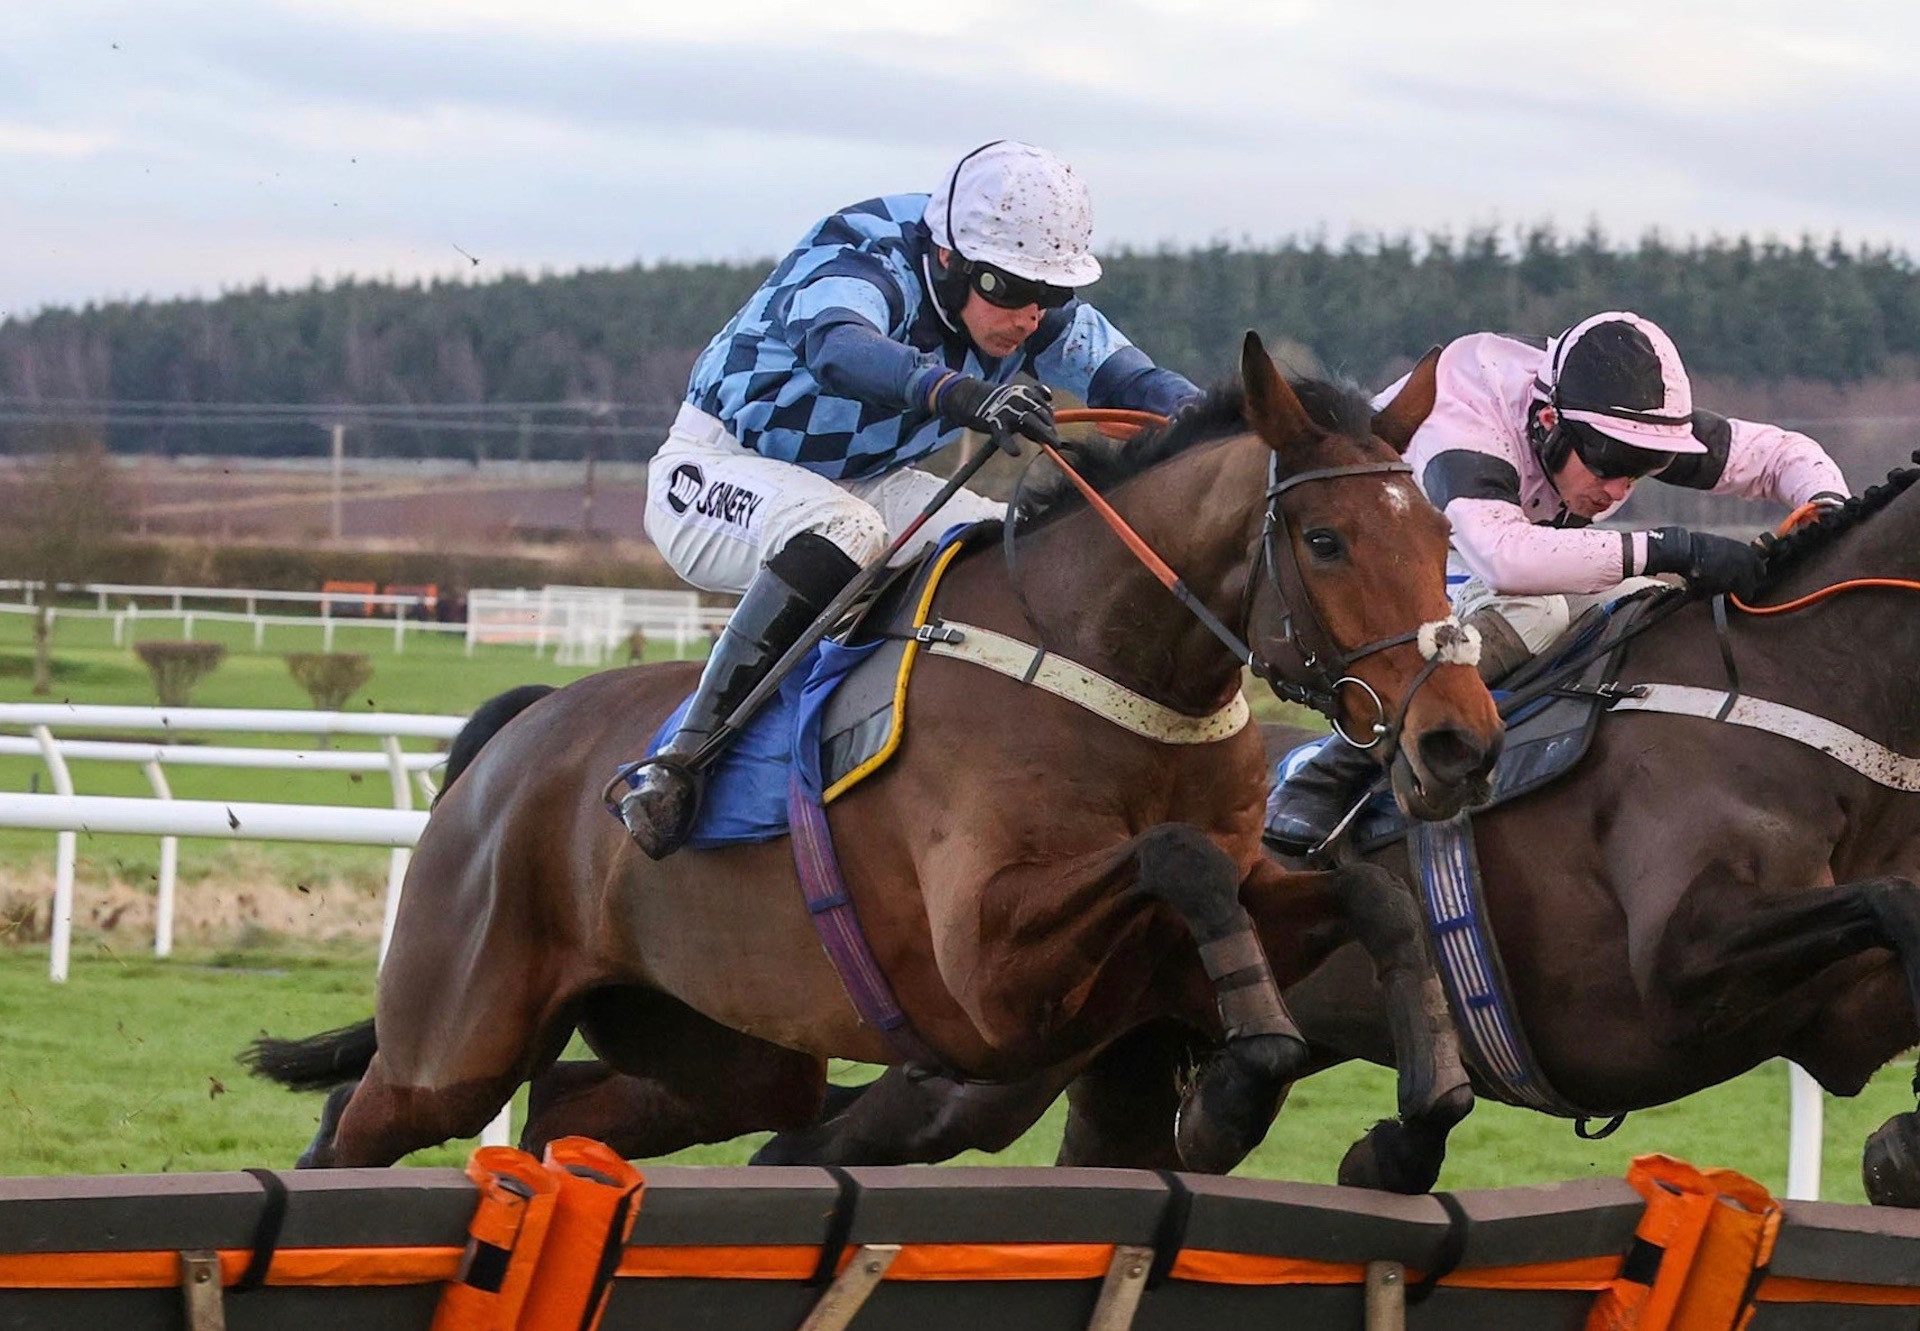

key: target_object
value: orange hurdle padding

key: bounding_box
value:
[1585,1154,1781,1331]
[515,1137,646,1331]
[431,1146,561,1331]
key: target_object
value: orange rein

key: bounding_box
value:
[1046,408,1181,590]
[1731,501,1920,616]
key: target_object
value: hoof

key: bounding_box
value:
[1337,1118,1443,1195]
[1174,1034,1306,1174]
[1864,1112,1920,1207]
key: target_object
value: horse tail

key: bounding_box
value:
[242,1018,378,1090]
[435,683,556,808]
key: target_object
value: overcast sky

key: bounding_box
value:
[6,0,1916,319]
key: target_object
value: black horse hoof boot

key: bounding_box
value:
[1864,1111,1920,1207]
[618,763,701,860]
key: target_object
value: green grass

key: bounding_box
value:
[0,949,1910,1199]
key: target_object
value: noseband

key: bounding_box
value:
[1239,454,1479,755]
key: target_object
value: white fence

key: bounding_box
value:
[466,585,730,663]
[0,704,460,981]
[0,578,730,659]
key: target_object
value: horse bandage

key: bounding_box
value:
[1417,617,1481,668]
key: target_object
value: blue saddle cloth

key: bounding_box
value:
[646,636,882,850]
[641,523,974,850]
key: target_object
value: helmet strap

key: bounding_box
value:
[1531,401,1573,473]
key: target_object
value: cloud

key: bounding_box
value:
[2,0,1915,313]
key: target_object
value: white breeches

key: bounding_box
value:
[643,405,1007,594]
[1451,573,1670,656]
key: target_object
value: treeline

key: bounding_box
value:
[1,227,1915,460]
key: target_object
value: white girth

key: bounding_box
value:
[920,621,1250,744]
[1613,684,1920,792]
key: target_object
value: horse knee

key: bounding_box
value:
[1135,824,1241,939]
[1340,865,1423,961]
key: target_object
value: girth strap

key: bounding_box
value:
[1612,684,1920,792]
[920,620,1250,745]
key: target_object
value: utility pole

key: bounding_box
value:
[330,421,345,541]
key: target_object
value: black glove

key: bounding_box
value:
[935,376,1057,448]
[1643,525,1767,599]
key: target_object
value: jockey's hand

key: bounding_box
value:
[1808,490,1848,514]
[937,377,1058,447]
[1644,525,1767,599]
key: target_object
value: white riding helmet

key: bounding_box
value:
[925,141,1103,288]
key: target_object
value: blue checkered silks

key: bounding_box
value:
[686,193,1195,481]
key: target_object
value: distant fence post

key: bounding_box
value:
[32,725,77,983]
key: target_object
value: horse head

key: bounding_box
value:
[1237,332,1502,821]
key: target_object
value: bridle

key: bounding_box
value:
[1040,410,1481,757]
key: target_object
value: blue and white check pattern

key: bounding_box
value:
[687,193,1184,481]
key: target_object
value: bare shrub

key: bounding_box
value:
[132,640,227,707]
[626,629,648,663]
[285,652,374,712]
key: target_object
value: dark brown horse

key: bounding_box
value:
[674,463,1920,1202]
[247,335,1502,1174]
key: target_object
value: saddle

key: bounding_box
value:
[643,523,995,850]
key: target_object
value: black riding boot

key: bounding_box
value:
[614,532,859,859]
[1263,739,1381,855]
[1264,606,1533,854]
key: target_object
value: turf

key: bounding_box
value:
[0,949,1908,1200]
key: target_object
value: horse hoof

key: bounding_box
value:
[1174,1034,1305,1174]
[1337,1118,1442,1195]
[1864,1112,1920,1206]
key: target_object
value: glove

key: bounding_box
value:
[1808,490,1848,513]
[934,376,1057,448]
[1643,525,1767,599]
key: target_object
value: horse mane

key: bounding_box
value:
[1759,450,1920,583]
[1015,375,1376,523]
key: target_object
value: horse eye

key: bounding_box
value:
[1304,528,1346,561]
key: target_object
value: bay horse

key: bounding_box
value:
[688,461,1920,1203]
[247,334,1502,1173]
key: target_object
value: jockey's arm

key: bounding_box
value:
[1654,411,1850,507]
[1427,449,1645,597]
[1028,302,1198,418]
[784,264,946,411]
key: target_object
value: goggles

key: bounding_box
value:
[963,259,1074,311]
[1565,420,1669,481]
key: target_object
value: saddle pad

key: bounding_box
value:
[642,527,976,850]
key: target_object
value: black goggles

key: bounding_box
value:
[1565,419,1669,480]
[965,260,1074,311]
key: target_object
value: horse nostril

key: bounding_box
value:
[1416,727,1491,784]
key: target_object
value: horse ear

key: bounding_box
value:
[1371,345,1442,454]
[1240,330,1320,449]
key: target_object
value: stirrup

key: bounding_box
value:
[601,751,699,813]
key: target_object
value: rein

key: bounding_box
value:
[1733,501,1920,617]
[1032,409,1469,754]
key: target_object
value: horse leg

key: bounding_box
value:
[1329,860,1474,1194]
[752,1061,1079,1166]
[1651,874,1920,1205]
[521,987,827,1160]
[1130,824,1312,1174]
[1058,1021,1200,1169]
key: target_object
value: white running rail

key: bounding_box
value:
[0,704,463,980]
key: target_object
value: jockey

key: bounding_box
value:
[1266,311,1848,854]
[613,140,1198,858]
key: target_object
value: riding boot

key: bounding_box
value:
[1463,606,1533,688]
[1262,738,1381,856]
[613,532,860,859]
